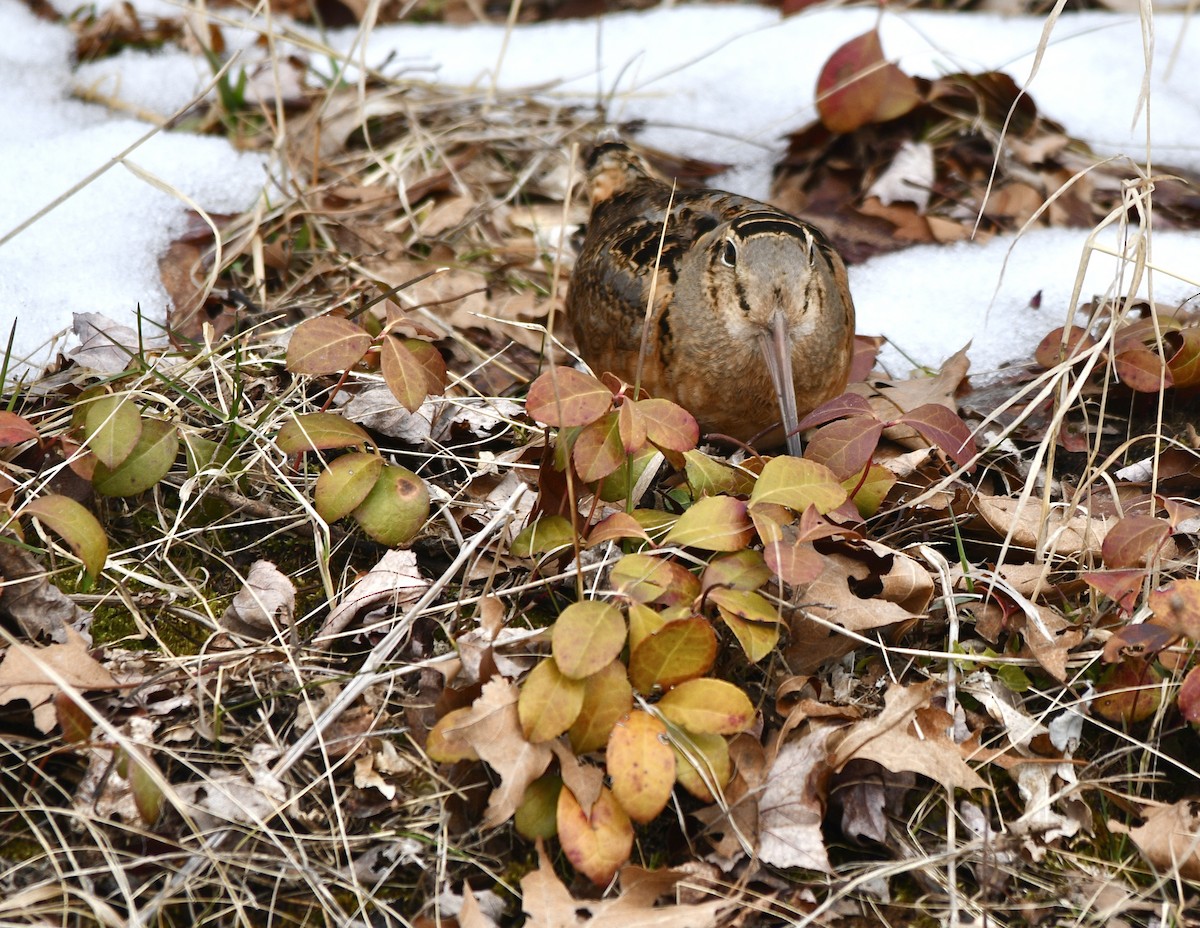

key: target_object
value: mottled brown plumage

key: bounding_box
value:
[567,141,855,455]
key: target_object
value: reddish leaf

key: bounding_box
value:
[556,785,634,886]
[1114,346,1173,392]
[611,554,700,606]
[286,316,371,375]
[1083,569,1145,614]
[1101,515,1170,569]
[897,404,976,469]
[1147,578,1200,640]
[701,549,771,594]
[1093,659,1162,724]
[586,512,652,548]
[804,417,884,480]
[765,535,824,586]
[816,29,919,134]
[1165,326,1200,388]
[617,399,647,454]
[381,335,433,412]
[795,393,875,432]
[1035,325,1098,368]
[526,367,613,427]
[1178,665,1200,724]
[573,411,625,483]
[638,398,700,452]
[403,338,447,395]
[0,412,39,447]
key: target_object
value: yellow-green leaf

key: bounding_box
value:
[663,495,753,551]
[628,618,717,694]
[314,453,383,523]
[92,418,178,497]
[569,661,634,754]
[276,412,369,454]
[552,601,627,680]
[82,393,141,470]
[352,465,429,546]
[519,658,585,743]
[749,456,847,514]
[23,495,108,579]
[657,679,755,735]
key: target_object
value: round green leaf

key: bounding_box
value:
[92,418,178,497]
[315,453,383,523]
[82,394,142,470]
[276,412,369,454]
[352,465,430,546]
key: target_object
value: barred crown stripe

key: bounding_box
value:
[731,216,813,240]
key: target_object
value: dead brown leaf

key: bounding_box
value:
[520,842,734,928]
[828,680,986,792]
[0,542,93,643]
[785,539,932,673]
[437,678,553,828]
[0,627,117,732]
[1110,800,1200,881]
[220,559,296,639]
[756,723,835,872]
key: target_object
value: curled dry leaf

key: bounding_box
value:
[318,549,429,638]
[520,840,733,927]
[0,543,94,643]
[828,681,986,792]
[220,560,296,638]
[784,539,932,673]
[757,723,836,872]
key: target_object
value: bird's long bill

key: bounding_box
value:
[759,311,803,457]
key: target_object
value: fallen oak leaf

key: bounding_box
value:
[433,677,553,828]
[828,680,986,792]
[0,627,117,732]
[520,840,735,927]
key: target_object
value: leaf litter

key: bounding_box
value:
[1,11,1200,926]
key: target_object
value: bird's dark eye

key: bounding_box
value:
[720,239,737,267]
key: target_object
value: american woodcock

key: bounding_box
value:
[567,141,855,455]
